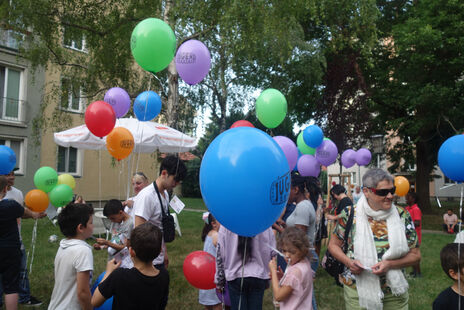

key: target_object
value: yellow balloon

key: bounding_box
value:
[394,176,410,197]
[58,173,76,190]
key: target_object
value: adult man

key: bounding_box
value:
[0,169,42,307]
[133,155,187,309]
[328,168,420,310]
[352,186,363,204]
[443,209,458,233]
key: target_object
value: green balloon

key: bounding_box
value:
[49,184,74,207]
[33,166,58,193]
[255,88,287,128]
[297,132,316,155]
[131,18,176,73]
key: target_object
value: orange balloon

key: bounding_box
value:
[106,127,134,160]
[394,176,410,197]
[25,189,49,212]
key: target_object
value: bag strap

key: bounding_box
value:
[342,204,355,249]
[153,181,169,217]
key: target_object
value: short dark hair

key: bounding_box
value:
[0,176,7,192]
[291,172,306,193]
[440,243,464,279]
[58,203,94,238]
[159,155,187,182]
[278,226,310,258]
[130,222,162,262]
[330,184,346,196]
[406,192,418,204]
[103,199,124,217]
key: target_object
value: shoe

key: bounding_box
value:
[20,296,42,307]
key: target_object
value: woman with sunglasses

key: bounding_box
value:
[328,168,420,310]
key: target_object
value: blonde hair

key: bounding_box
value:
[132,172,149,184]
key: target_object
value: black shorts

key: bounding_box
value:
[0,247,21,294]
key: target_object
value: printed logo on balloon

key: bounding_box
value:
[175,40,211,85]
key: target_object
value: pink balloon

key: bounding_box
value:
[176,40,211,85]
[297,155,320,177]
[230,120,254,128]
[315,140,338,166]
[356,148,372,166]
[273,136,298,171]
[341,149,357,168]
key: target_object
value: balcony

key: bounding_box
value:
[0,29,21,51]
[0,97,26,124]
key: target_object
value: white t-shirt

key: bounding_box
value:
[286,200,316,245]
[124,195,136,221]
[133,183,169,265]
[48,239,93,310]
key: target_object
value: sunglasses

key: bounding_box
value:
[367,186,396,197]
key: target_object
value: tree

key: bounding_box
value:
[369,0,464,212]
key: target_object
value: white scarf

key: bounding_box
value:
[353,195,409,310]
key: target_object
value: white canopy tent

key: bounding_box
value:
[54,117,197,153]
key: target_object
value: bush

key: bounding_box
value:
[181,158,202,198]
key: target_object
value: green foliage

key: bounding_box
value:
[181,158,201,198]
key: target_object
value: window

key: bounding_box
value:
[0,65,23,121]
[57,146,82,175]
[62,27,86,52]
[0,137,25,174]
[0,28,22,50]
[61,78,84,112]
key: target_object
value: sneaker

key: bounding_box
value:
[20,296,42,307]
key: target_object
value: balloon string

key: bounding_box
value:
[126,153,132,200]
[238,238,247,310]
[28,219,38,274]
[99,149,102,209]
[459,184,463,310]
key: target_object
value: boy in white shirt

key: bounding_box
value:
[48,203,94,310]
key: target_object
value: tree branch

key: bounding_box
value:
[46,44,88,70]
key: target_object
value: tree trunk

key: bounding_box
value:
[163,0,179,128]
[415,139,432,213]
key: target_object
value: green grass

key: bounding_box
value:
[19,198,457,309]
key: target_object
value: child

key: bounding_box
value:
[48,202,94,310]
[433,243,464,310]
[91,222,169,310]
[269,226,313,310]
[199,212,222,310]
[94,199,133,268]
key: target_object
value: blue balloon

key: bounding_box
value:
[133,91,162,121]
[438,135,464,182]
[91,272,113,310]
[200,127,290,237]
[303,125,324,148]
[0,145,16,174]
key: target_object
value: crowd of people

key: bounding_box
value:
[2,159,464,309]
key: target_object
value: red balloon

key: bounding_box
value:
[183,251,216,289]
[230,120,254,129]
[85,101,116,138]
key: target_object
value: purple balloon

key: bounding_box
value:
[104,87,131,118]
[273,136,298,171]
[175,40,211,85]
[356,148,372,166]
[315,140,338,166]
[297,155,320,177]
[341,149,357,168]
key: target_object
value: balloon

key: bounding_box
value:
[49,184,74,207]
[438,135,464,182]
[230,120,254,129]
[273,136,298,171]
[130,18,176,73]
[216,285,231,307]
[183,251,216,289]
[394,176,410,197]
[58,174,76,190]
[255,89,287,129]
[341,149,357,169]
[176,40,211,85]
[316,139,338,166]
[200,127,289,236]
[133,91,162,121]
[297,132,316,155]
[297,155,320,177]
[0,145,16,174]
[85,101,116,138]
[106,127,135,160]
[104,87,131,118]
[34,167,58,193]
[91,272,113,310]
[24,189,49,212]
[356,148,372,166]
[303,125,323,148]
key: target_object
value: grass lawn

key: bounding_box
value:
[19,198,457,310]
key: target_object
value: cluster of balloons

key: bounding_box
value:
[25,167,76,212]
[438,134,464,182]
[341,148,372,168]
[131,18,211,85]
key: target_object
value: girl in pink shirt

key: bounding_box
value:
[269,227,314,310]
